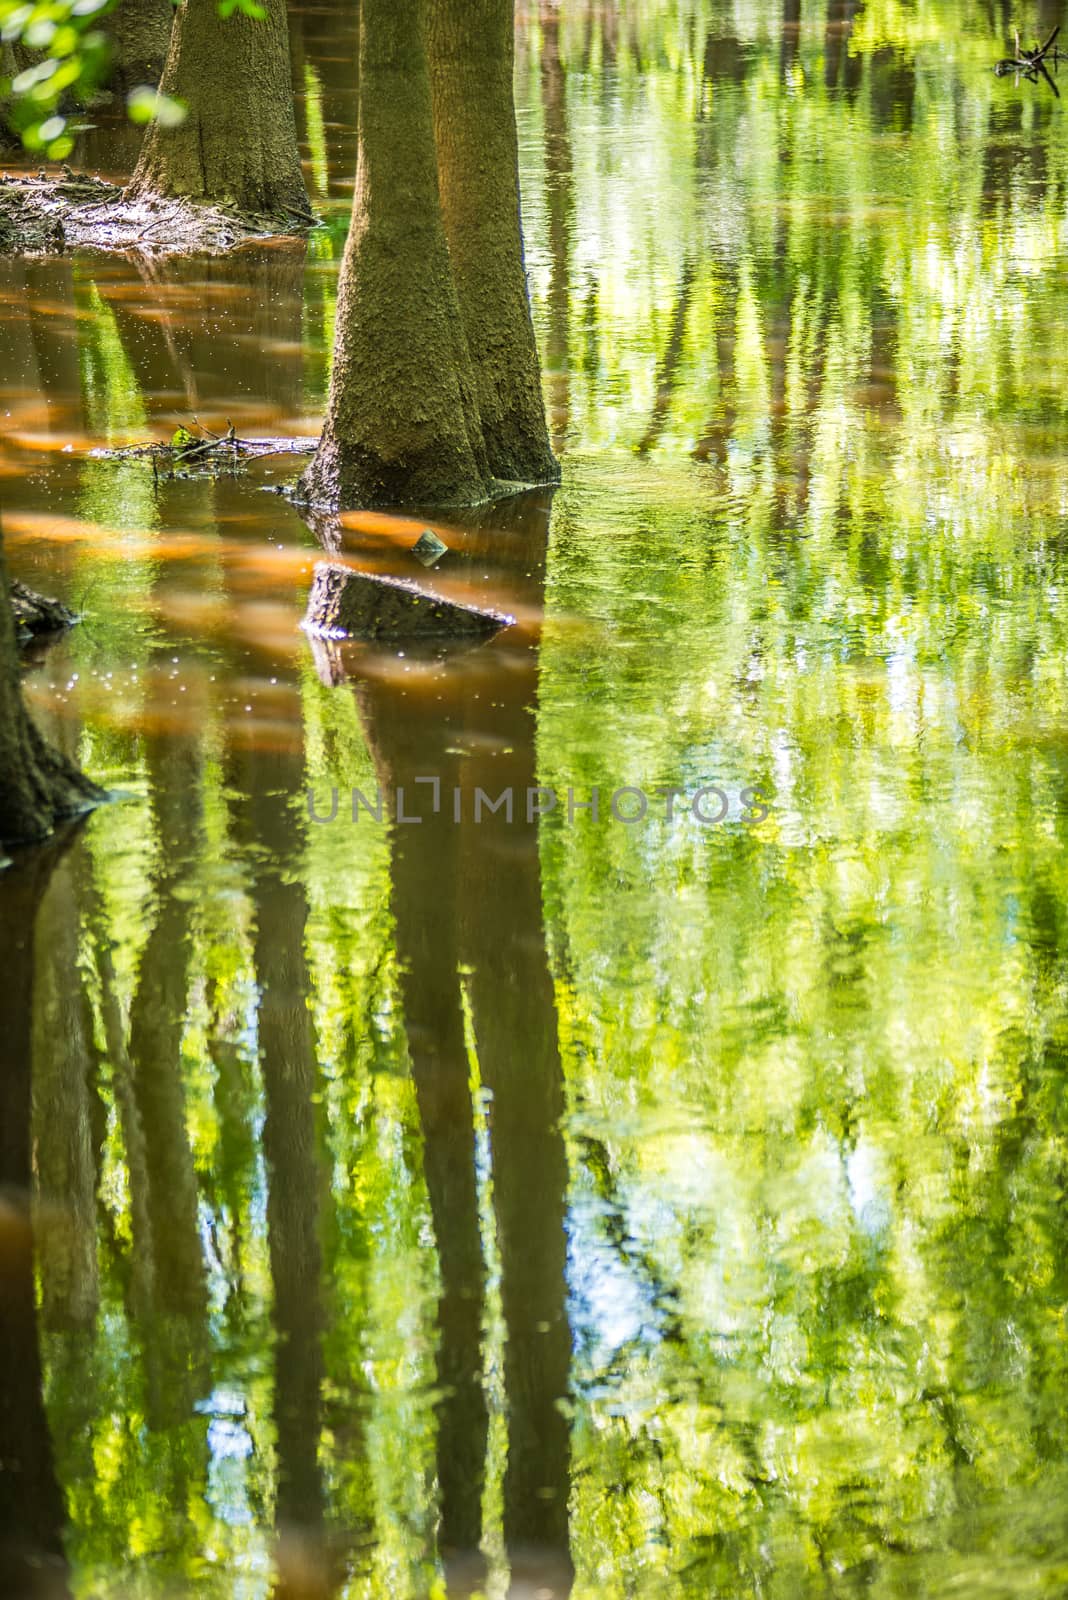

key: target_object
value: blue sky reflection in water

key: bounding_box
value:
[3,0,1068,1595]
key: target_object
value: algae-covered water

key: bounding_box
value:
[4,1,1068,1595]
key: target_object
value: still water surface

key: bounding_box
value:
[4,1,1068,1595]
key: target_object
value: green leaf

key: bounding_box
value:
[11,57,59,94]
[126,85,187,127]
[23,16,56,46]
[49,56,83,91]
[49,23,80,54]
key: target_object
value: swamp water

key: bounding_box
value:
[4,1,1068,1595]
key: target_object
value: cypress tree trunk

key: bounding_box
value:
[297,0,491,511]
[0,844,72,1600]
[0,520,103,848]
[541,6,573,456]
[425,0,558,487]
[109,0,173,94]
[125,0,309,223]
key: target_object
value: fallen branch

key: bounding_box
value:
[995,23,1065,93]
[90,422,319,478]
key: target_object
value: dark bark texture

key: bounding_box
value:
[108,0,174,93]
[0,520,103,847]
[126,0,310,222]
[541,4,573,455]
[426,0,558,486]
[0,843,73,1600]
[297,0,492,511]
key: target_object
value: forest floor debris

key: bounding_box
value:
[92,422,319,479]
[0,167,315,254]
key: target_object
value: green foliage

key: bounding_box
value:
[8,0,1068,1594]
[1,0,264,153]
[0,0,113,157]
[126,84,186,126]
[217,0,266,18]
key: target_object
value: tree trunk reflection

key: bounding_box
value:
[334,490,574,1592]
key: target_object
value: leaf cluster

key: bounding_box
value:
[1,0,263,153]
[0,0,113,157]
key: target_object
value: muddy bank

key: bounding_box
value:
[0,181,65,252]
[0,168,315,254]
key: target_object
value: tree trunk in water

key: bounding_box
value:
[0,515,103,848]
[541,6,573,455]
[0,844,73,1600]
[425,0,558,487]
[297,0,491,511]
[108,0,174,94]
[125,0,309,222]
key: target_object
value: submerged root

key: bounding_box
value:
[10,581,78,648]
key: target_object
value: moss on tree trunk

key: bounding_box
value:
[426,0,558,486]
[125,0,309,223]
[297,0,492,511]
[0,521,103,848]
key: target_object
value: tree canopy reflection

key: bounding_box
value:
[3,0,1068,1594]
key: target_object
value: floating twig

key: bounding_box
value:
[995,23,1065,93]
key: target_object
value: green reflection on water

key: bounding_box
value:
[3,0,1068,1595]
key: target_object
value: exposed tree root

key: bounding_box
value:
[0,167,316,254]
[303,559,513,643]
[86,422,545,505]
